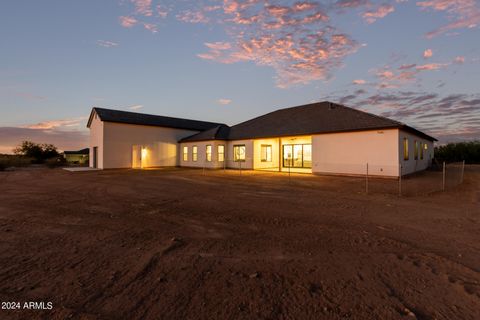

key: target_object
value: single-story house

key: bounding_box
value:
[87,101,436,177]
[63,148,89,164]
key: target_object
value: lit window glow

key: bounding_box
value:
[206,145,212,162]
[234,145,246,162]
[218,145,225,162]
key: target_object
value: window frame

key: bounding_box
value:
[414,140,418,160]
[233,144,246,162]
[282,144,312,168]
[420,142,424,160]
[192,146,198,162]
[183,146,188,162]
[206,145,212,162]
[403,138,409,161]
[217,145,225,162]
[260,144,272,162]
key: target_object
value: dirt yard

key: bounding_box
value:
[0,166,479,320]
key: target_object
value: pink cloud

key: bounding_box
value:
[415,62,449,70]
[362,4,395,23]
[131,0,153,17]
[22,117,87,130]
[217,99,232,105]
[417,0,480,37]
[454,56,466,64]
[423,48,433,58]
[143,22,158,33]
[176,10,210,23]
[353,79,366,85]
[196,1,360,87]
[119,16,137,28]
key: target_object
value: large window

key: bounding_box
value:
[218,145,225,162]
[233,145,246,162]
[414,140,418,160]
[192,146,198,162]
[403,138,409,160]
[183,146,188,161]
[261,145,272,162]
[282,144,311,168]
[206,145,212,162]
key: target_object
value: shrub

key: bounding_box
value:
[13,141,59,163]
[434,141,480,164]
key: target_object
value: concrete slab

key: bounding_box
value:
[63,167,100,172]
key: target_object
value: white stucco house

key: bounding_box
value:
[87,101,436,177]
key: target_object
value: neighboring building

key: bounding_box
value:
[87,102,436,177]
[63,148,89,165]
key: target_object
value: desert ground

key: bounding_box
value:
[0,166,479,320]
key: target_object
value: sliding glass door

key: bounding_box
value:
[283,144,312,168]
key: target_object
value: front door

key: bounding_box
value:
[93,147,98,168]
[132,145,142,169]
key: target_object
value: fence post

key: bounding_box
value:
[398,163,402,197]
[461,160,465,184]
[365,163,369,194]
[442,161,446,191]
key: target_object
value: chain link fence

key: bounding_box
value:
[197,158,466,197]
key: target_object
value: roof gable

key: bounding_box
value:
[87,107,224,131]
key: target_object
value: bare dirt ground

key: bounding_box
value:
[0,166,479,320]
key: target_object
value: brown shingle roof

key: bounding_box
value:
[181,101,436,142]
[87,107,224,131]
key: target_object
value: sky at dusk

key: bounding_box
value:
[0,0,479,153]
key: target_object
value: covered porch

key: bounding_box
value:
[253,136,312,174]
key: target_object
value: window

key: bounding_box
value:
[282,144,312,168]
[403,138,409,160]
[217,145,225,162]
[233,145,246,162]
[414,140,418,160]
[206,145,212,162]
[192,146,198,162]
[261,145,272,162]
[183,146,188,161]
[420,142,424,160]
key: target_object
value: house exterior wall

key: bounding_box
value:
[312,129,400,177]
[226,140,254,169]
[101,122,198,169]
[253,138,280,170]
[89,113,104,168]
[180,140,227,169]
[398,129,434,175]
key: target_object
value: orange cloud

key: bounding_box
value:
[353,79,366,85]
[415,63,449,70]
[217,99,232,105]
[196,1,360,88]
[417,0,480,37]
[22,117,87,130]
[119,16,137,28]
[362,4,395,24]
[423,48,433,58]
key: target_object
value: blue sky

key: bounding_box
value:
[0,0,479,152]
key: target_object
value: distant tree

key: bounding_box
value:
[434,141,480,164]
[13,141,60,163]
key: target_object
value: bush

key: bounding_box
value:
[45,156,67,168]
[434,141,480,164]
[13,141,59,163]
